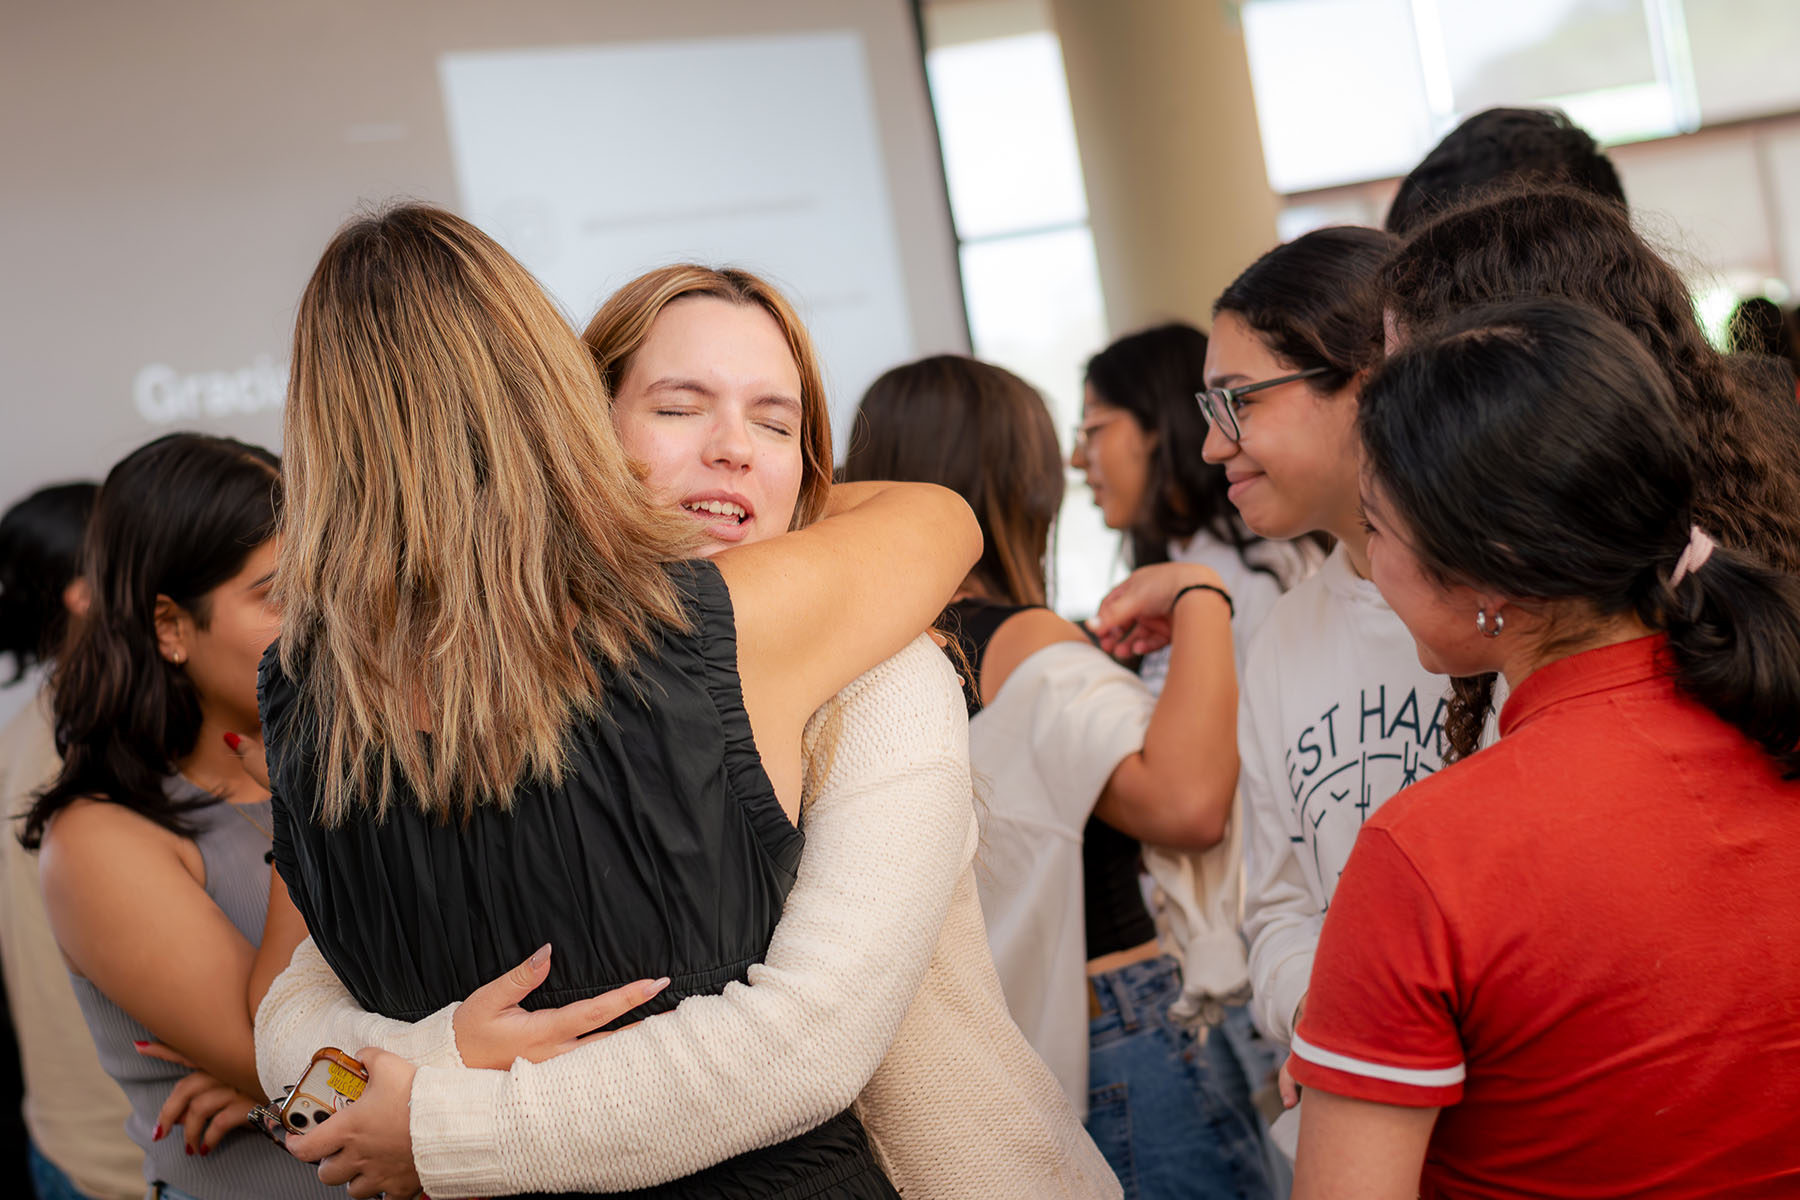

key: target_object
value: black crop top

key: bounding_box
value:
[944,598,1157,961]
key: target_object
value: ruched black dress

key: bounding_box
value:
[261,561,898,1199]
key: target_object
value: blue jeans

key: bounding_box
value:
[1205,1004,1294,1198]
[27,1141,98,1200]
[1085,956,1276,1200]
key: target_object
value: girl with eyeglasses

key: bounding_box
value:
[1072,324,1317,682]
[1093,226,1449,1156]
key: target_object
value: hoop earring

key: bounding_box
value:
[1475,608,1504,638]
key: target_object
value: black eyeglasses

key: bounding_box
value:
[1196,367,1331,443]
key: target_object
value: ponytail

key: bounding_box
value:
[1442,673,1497,764]
[1651,544,1800,779]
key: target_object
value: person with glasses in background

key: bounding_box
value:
[1097,227,1457,1164]
[1072,325,1318,684]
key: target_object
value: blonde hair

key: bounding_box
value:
[278,204,698,824]
[582,265,833,530]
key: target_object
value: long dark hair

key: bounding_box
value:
[1361,298,1800,775]
[1214,226,1398,401]
[843,355,1063,606]
[1084,323,1273,577]
[24,435,281,849]
[1381,183,1800,576]
[0,482,98,685]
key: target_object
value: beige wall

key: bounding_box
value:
[0,0,964,497]
[1050,0,1279,335]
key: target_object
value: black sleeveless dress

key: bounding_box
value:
[262,561,897,1199]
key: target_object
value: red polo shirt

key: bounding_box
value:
[1290,635,1800,1197]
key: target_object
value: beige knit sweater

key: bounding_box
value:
[256,634,1118,1199]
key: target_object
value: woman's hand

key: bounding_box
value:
[286,1047,420,1199]
[453,942,669,1069]
[222,729,270,791]
[1087,562,1231,659]
[150,1065,259,1157]
[1281,993,1307,1108]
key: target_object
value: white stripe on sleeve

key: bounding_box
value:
[1291,1033,1466,1089]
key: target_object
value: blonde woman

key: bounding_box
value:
[250,213,1112,1199]
[252,256,1116,1199]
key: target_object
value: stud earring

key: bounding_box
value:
[1475,608,1504,638]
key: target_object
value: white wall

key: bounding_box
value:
[0,0,967,499]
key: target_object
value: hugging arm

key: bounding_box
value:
[255,637,973,1196]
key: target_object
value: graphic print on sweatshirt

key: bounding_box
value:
[1282,682,1448,900]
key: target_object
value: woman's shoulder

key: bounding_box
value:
[809,633,962,725]
[979,608,1095,702]
[41,794,202,884]
[801,634,967,790]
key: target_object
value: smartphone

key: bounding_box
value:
[275,1047,368,1134]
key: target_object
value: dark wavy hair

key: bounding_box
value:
[1361,298,1800,775]
[1383,183,1800,567]
[1084,323,1279,579]
[1385,107,1624,236]
[23,434,281,849]
[843,355,1063,607]
[1728,296,1799,364]
[1214,225,1398,399]
[0,482,98,685]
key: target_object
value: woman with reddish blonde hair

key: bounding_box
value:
[585,264,835,532]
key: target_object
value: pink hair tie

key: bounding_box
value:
[1669,526,1716,587]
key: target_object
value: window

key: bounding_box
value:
[922,4,1121,616]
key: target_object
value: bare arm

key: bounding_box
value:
[1292,1089,1436,1200]
[40,800,263,1098]
[718,481,979,816]
[1001,562,1237,850]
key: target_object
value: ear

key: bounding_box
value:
[153,595,194,667]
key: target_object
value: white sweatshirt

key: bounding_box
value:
[1137,530,1319,691]
[255,635,1117,1199]
[1239,544,1452,1045]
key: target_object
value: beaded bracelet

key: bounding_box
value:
[1172,582,1234,618]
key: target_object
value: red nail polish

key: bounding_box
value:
[199,1144,210,1157]
[133,1039,149,1048]
[223,731,242,752]
[185,1145,193,1156]
[152,1123,163,1141]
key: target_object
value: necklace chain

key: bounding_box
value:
[228,801,273,842]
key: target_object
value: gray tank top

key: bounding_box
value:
[68,777,331,1198]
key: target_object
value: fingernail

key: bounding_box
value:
[199,1144,210,1157]
[185,1145,193,1156]
[133,1039,150,1048]
[652,977,671,992]
[152,1124,163,1141]
[223,731,241,752]
[529,942,551,970]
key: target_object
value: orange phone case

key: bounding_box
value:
[277,1047,368,1134]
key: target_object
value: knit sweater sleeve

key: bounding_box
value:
[254,936,465,1098]
[407,633,973,1197]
